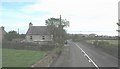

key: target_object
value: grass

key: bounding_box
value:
[2,49,46,67]
[86,39,118,58]
[52,47,62,55]
[86,40,118,46]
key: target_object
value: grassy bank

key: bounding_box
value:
[2,49,46,67]
[85,40,118,58]
[86,40,118,46]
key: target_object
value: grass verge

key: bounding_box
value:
[2,48,46,67]
[86,40,118,46]
[85,40,118,58]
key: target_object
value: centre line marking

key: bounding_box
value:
[74,43,99,69]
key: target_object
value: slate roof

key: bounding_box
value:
[26,26,50,35]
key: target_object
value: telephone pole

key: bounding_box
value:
[18,28,19,34]
[60,15,61,25]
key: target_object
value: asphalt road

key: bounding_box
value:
[51,40,118,68]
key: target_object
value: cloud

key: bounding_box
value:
[20,0,118,15]
[1,0,39,2]
[1,0,120,35]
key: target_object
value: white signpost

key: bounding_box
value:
[118,1,120,36]
[0,27,1,69]
[118,1,120,19]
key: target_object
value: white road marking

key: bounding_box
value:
[74,43,99,69]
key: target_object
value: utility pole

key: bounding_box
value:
[18,28,19,34]
[60,15,61,25]
[60,15,64,29]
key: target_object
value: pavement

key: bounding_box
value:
[50,40,118,68]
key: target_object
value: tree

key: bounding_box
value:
[19,34,25,38]
[5,30,19,41]
[72,34,80,42]
[45,17,69,28]
[45,15,69,45]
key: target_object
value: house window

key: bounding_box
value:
[30,36,32,40]
[42,36,45,40]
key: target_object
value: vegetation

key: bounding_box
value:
[86,40,118,46]
[45,16,69,45]
[2,41,63,67]
[85,40,118,58]
[72,34,84,42]
[2,49,46,67]
[72,34,80,42]
[5,31,19,41]
[53,47,63,55]
[2,41,56,51]
[2,40,65,67]
[4,30,25,41]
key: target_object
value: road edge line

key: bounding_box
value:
[75,43,99,69]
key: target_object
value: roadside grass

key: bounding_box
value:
[85,39,118,58]
[86,40,118,46]
[52,47,63,55]
[2,49,46,67]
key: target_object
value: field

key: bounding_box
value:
[86,40,118,46]
[2,49,46,67]
[85,39,118,58]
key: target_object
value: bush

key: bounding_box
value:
[93,40,110,48]
[93,40,98,46]
[53,47,62,55]
[98,41,109,47]
[40,43,56,51]
[72,34,80,42]
[2,41,56,51]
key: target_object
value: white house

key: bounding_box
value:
[25,22,53,44]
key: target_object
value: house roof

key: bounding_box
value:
[26,26,50,35]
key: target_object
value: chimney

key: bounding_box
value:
[29,22,33,28]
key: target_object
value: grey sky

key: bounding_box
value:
[1,0,119,36]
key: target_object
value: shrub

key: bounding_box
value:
[53,47,62,55]
[93,40,98,47]
[2,41,56,51]
[98,41,110,48]
[93,40,110,48]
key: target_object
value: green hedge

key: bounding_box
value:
[2,41,56,51]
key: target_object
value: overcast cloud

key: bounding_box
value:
[1,0,119,36]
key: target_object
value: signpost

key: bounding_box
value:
[118,1,120,36]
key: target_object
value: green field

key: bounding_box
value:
[86,40,118,46]
[86,40,118,58]
[2,49,46,67]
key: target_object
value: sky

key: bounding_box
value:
[0,0,120,36]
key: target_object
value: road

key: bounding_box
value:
[51,40,118,68]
